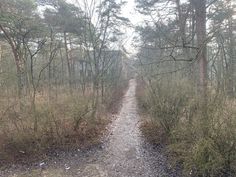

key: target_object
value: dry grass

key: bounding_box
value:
[0,111,108,167]
[0,81,129,167]
[136,78,236,176]
[0,90,110,167]
[140,118,169,145]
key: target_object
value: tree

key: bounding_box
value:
[76,0,129,114]
[191,0,207,97]
[43,0,85,93]
[0,0,38,103]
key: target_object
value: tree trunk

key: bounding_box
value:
[228,14,235,97]
[192,0,207,97]
[0,25,23,106]
[63,32,73,94]
[48,52,52,102]
[192,0,208,137]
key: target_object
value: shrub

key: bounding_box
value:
[170,94,236,177]
[143,79,191,134]
[138,79,236,177]
[0,93,105,165]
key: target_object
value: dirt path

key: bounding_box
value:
[1,79,178,177]
[91,79,171,177]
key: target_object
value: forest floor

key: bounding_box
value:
[0,79,180,177]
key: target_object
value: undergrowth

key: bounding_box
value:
[0,83,128,167]
[137,78,236,177]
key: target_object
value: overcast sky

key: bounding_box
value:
[120,0,144,55]
[67,0,144,55]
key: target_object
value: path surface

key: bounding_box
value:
[1,79,178,177]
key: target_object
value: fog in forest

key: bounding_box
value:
[0,0,235,176]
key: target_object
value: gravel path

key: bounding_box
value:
[1,79,179,177]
